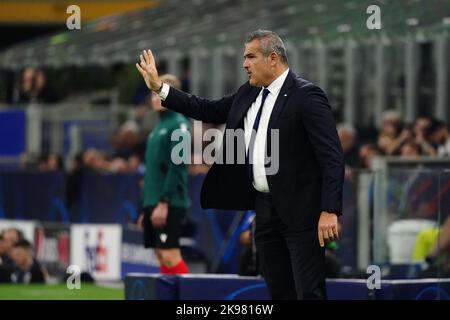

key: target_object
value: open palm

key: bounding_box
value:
[136,49,161,91]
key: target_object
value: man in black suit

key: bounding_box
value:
[136,30,344,300]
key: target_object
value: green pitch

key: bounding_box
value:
[0,283,123,300]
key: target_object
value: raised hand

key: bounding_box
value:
[136,49,162,92]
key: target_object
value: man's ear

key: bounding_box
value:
[270,52,277,66]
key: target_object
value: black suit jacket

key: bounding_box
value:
[162,71,344,231]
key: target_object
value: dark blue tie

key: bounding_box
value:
[247,88,270,182]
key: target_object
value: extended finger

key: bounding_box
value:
[140,54,146,66]
[136,63,144,75]
[143,50,151,65]
[327,228,334,241]
[333,225,339,239]
[322,228,329,242]
[318,229,324,247]
[147,49,155,65]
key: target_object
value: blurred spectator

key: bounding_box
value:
[37,154,49,171]
[358,143,380,169]
[0,228,24,270]
[66,153,84,216]
[414,117,436,156]
[47,154,64,171]
[33,69,58,103]
[400,141,420,158]
[426,120,450,157]
[0,234,7,265]
[16,67,35,104]
[109,158,129,173]
[111,120,144,160]
[19,152,39,170]
[128,153,144,173]
[337,123,359,167]
[82,148,110,171]
[2,228,24,254]
[110,152,143,173]
[15,68,58,104]
[377,110,400,154]
[80,147,144,174]
[414,116,430,135]
[0,234,11,283]
[37,153,65,172]
[377,110,412,155]
[10,239,46,284]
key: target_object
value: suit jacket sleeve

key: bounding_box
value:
[300,85,345,216]
[162,87,234,124]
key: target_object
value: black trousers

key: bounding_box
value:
[254,192,326,300]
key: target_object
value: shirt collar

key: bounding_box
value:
[264,68,290,96]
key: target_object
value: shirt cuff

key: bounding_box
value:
[158,83,170,101]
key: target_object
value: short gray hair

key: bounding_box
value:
[245,30,288,64]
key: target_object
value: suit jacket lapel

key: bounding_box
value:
[230,71,295,130]
[231,86,260,129]
[267,70,295,131]
[265,71,295,167]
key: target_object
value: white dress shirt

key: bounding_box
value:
[244,68,289,192]
[158,68,290,193]
[158,83,170,101]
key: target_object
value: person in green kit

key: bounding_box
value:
[137,74,191,274]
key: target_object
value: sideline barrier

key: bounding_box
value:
[125,273,450,300]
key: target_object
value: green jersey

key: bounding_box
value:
[143,110,191,209]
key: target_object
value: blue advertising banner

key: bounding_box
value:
[121,225,159,279]
[0,110,25,157]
